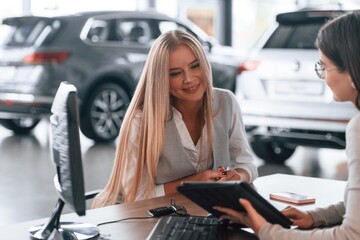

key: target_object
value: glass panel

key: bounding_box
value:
[286,23,323,49]
[117,20,152,43]
[86,20,109,43]
[0,19,48,47]
[264,23,323,49]
[87,19,153,44]
[263,25,292,49]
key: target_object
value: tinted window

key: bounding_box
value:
[0,19,48,47]
[263,25,292,49]
[264,23,323,49]
[86,18,153,44]
[85,18,204,48]
[117,20,151,43]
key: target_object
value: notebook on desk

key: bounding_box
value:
[176,181,292,228]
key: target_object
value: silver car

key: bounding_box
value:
[236,9,356,163]
[0,10,243,142]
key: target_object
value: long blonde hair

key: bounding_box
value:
[92,29,214,207]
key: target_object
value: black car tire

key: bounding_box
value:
[250,140,296,164]
[0,118,40,134]
[81,83,130,142]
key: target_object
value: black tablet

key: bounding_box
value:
[177,181,292,228]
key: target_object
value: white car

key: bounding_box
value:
[236,9,356,163]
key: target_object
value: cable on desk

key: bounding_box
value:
[97,199,189,227]
[97,216,154,227]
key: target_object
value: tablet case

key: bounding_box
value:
[177,181,292,228]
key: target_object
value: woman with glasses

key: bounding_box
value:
[215,10,360,239]
[92,29,258,207]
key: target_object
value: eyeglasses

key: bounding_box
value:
[315,60,338,79]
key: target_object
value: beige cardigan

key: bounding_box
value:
[156,88,258,184]
[259,112,360,240]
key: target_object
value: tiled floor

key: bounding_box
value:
[0,119,348,227]
[0,119,116,226]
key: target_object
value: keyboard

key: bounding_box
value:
[146,215,227,240]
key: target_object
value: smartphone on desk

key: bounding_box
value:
[269,192,315,205]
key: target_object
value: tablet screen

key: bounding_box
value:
[177,181,292,228]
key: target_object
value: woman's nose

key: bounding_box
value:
[183,71,193,83]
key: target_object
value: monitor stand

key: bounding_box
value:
[28,199,99,240]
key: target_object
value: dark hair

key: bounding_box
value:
[316,10,360,110]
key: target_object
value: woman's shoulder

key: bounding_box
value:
[348,111,360,130]
[212,88,236,103]
[212,88,238,119]
[346,111,360,143]
[213,87,234,96]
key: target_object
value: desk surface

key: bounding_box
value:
[1,174,346,239]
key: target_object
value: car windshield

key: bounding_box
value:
[264,22,323,49]
[0,18,49,47]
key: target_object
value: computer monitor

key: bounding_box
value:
[29,82,99,240]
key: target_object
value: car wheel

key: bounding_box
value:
[0,118,41,134]
[250,140,296,164]
[81,83,130,142]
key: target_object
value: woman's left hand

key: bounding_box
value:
[219,169,240,181]
[281,205,314,229]
[217,167,247,182]
[214,198,267,235]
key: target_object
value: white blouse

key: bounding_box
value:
[123,108,212,201]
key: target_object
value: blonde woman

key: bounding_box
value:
[92,29,258,207]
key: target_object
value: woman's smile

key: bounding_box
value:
[183,83,200,93]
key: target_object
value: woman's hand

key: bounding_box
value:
[217,167,249,182]
[164,169,223,195]
[214,198,267,235]
[164,168,238,195]
[190,169,223,181]
[281,206,315,229]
